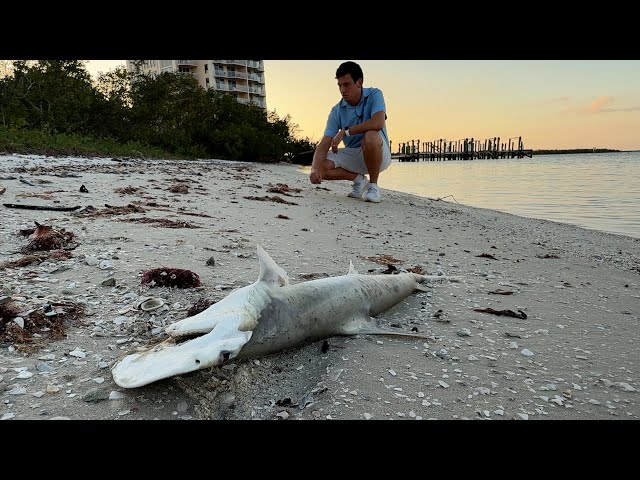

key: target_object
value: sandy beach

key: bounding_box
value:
[0,154,638,420]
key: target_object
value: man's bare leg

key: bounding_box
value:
[361,131,383,184]
[319,159,358,181]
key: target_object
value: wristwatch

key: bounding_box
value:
[344,126,351,137]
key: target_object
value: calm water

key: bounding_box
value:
[351,152,640,239]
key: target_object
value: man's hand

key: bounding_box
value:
[331,130,346,154]
[309,169,322,184]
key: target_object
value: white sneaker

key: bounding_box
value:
[365,184,381,203]
[347,174,369,198]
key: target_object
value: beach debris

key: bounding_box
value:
[536,254,560,259]
[362,254,402,265]
[206,256,216,266]
[169,185,189,194]
[504,332,522,339]
[476,253,499,260]
[298,272,330,280]
[0,186,5,195]
[137,297,166,312]
[114,186,142,195]
[120,217,199,228]
[79,185,89,193]
[141,267,202,288]
[1,300,85,351]
[276,214,290,219]
[20,222,76,253]
[19,177,36,186]
[187,297,216,317]
[243,195,298,205]
[3,203,81,212]
[0,255,46,270]
[488,289,514,295]
[74,203,146,217]
[473,308,527,319]
[175,208,215,218]
[267,183,302,197]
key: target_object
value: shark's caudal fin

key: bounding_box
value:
[257,245,289,286]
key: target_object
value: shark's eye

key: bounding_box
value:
[195,359,201,365]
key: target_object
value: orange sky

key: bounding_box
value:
[86,60,640,151]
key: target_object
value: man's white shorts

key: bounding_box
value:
[327,132,392,175]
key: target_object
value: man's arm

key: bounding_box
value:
[309,135,333,184]
[346,110,386,135]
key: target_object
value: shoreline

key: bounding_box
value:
[1,154,638,420]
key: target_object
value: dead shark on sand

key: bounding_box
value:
[111,245,458,388]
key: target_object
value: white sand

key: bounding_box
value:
[0,154,638,420]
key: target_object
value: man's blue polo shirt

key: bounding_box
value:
[323,87,389,149]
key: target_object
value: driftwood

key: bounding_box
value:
[472,307,527,319]
[3,203,81,212]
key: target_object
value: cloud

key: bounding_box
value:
[587,96,614,113]
[560,96,640,114]
[601,105,640,112]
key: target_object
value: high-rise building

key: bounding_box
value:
[125,60,266,108]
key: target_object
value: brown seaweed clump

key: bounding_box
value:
[20,222,75,254]
[0,255,46,270]
[186,297,216,316]
[141,267,202,288]
[169,185,189,194]
[0,301,85,352]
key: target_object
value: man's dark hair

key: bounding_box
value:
[336,61,363,83]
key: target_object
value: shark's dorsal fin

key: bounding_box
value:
[347,260,358,275]
[256,245,289,286]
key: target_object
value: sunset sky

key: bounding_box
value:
[86,60,640,151]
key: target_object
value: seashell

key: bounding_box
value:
[137,297,165,311]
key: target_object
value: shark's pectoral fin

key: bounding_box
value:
[111,328,252,388]
[339,312,433,341]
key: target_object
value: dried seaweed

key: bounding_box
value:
[141,267,202,288]
[362,254,403,265]
[120,217,200,228]
[114,186,142,195]
[187,297,216,316]
[169,185,189,194]
[266,183,303,197]
[0,255,45,270]
[20,222,75,253]
[243,195,298,205]
[476,253,499,260]
[0,301,85,351]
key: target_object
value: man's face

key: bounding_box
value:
[337,74,362,105]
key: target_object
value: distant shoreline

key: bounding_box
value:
[531,148,623,155]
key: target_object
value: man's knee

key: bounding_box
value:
[321,158,337,172]
[362,130,383,149]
